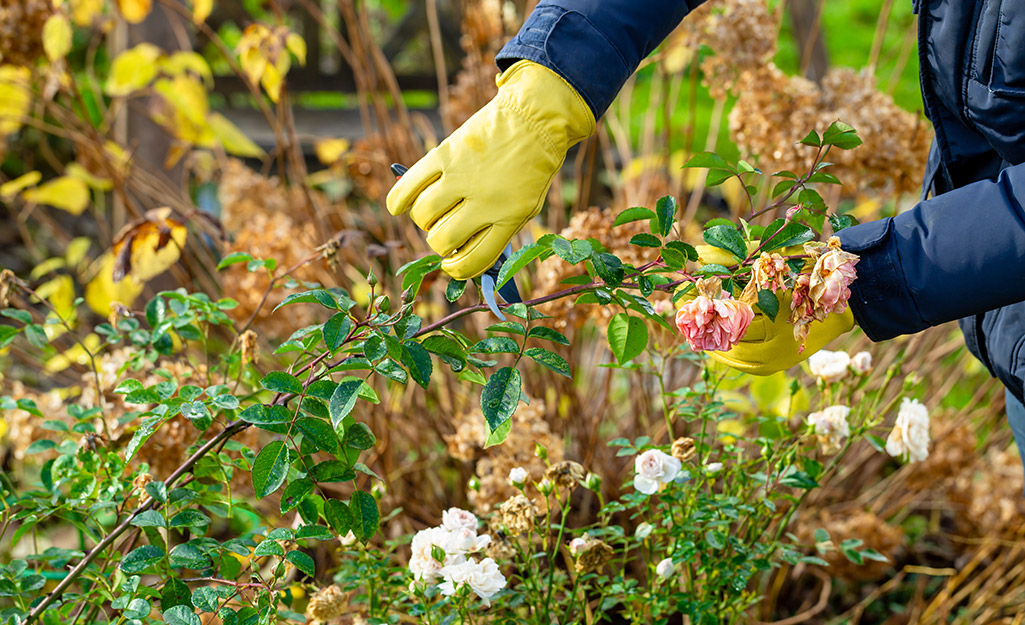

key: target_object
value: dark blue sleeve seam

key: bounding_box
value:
[890,233,930,329]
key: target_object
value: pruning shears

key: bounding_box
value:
[390,164,523,320]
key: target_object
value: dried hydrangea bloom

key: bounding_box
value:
[573,535,614,574]
[886,398,931,463]
[306,584,347,621]
[544,460,585,490]
[807,405,851,454]
[498,495,536,535]
[671,437,696,462]
[675,278,754,352]
[808,350,851,383]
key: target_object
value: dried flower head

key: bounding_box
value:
[0,268,17,307]
[0,0,52,67]
[573,536,614,574]
[544,460,585,490]
[807,405,851,454]
[750,252,788,293]
[790,239,859,348]
[306,584,347,621]
[671,437,697,462]
[498,495,537,535]
[239,329,259,367]
[675,278,754,352]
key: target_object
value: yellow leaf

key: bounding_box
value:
[153,75,208,127]
[70,0,104,26]
[30,257,66,279]
[43,14,73,62]
[0,171,41,199]
[36,274,76,320]
[208,112,265,158]
[65,237,92,269]
[160,51,213,86]
[103,141,131,177]
[260,56,287,102]
[286,33,306,66]
[314,138,349,165]
[238,45,267,86]
[0,65,32,135]
[85,253,144,316]
[192,0,211,24]
[45,333,101,373]
[105,43,160,97]
[22,176,90,215]
[112,209,187,282]
[66,162,112,190]
[116,0,152,23]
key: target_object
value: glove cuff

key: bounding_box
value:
[495,60,597,152]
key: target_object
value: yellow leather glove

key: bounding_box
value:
[387,60,596,280]
[692,244,855,375]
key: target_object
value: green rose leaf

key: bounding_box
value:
[607,313,648,364]
[349,490,379,544]
[480,367,521,432]
[259,371,302,395]
[251,440,289,498]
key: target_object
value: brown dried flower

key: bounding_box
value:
[239,329,259,368]
[498,495,537,535]
[0,268,16,307]
[306,584,347,621]
[671,437,696,462]
[574,535,614,574]
[0,0,52,67]
[545,460,585,490]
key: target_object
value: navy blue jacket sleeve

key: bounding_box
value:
[496,1,704,118]
[838,164,1025,341]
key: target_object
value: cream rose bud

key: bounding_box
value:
[339,530,357,546]
[656,558,675,580]
[885,398,930,462]
[808,350,851,383]
[634,523,654,540]
[704,462,723,474]
[634,449,683,495]
[850,351,872,374]
[508,467,528,486]
[441,508,478,533]
[569,537,588,557]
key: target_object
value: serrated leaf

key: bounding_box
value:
[285,550,315,577]
[607,314,648,364]
[527,326,569,345]
[349,490,379,544]
[757,289,779,322]
[131,510,166,528]
[163,606,201,625]
[480,367,520,432]
[191,586,218,612]
[309,460,356,483]
[484,418,511,448]
[702,225,747,261]
[470,337,520,354]
[401,341,433,389]
[295,417,338,453]
[324,499,352,536]
[169,543,209,569]
[253,539,284,557]
[120,545,164,573]
[828,214,857,232]
[655,195,677,237]
[344,422,376,450]
[169,510,211,529]
[322,313,352,351]
[260,372,302,395]
[552,238,592,264]
[446,279,466,302]
[496,241,550,289]
[762,222,815,252]
[251,440,289,498]
[629,233,662,248]
[280,478,315,514]
[524,347,571,377]
[329,378,363,429]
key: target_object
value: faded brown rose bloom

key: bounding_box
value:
[499,495,537,535]
[306,584,347,621]
[671,437,697,462]
[574,536,614,574]
[545,460,585,490]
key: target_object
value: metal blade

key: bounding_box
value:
[480,272,505,320]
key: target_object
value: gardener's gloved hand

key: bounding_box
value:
[387,60,596,280]
[691,243,855,375]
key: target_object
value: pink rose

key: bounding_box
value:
[675,279,754,352]
[751,252,788,293]
[808,237,859,315]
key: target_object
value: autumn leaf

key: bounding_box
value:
[191,0,212,24]
[85,253,144,315]
[105,43,161,96]
[70,0,104,26]
[46,333,101,373]
[111,207,187,282]
[43,14,73,61]
[36,274,76,320]
[208,113,265,158]
[22,176,91,215]
[116,0,152,23]
[66,163,112,191]
[286,33,306,66]
[314,138,349,166]
[0,171,42,200]
[159,51,213,86]
[0,66,31,135]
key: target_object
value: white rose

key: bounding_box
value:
[808,350,851,383]
[656,557,675,580]
[339,530,357,546]
[409,527,465,582]
[445,527,491,554]
[704,462,723,474]
[849,351,872,374]
[439,557,507,606]
[634,449,682,495]
[885,398,930,462]
[441,508,478,533]
[508,467,528,486]
[569,537,587,556]
[634,522,654,540]
[807,405,851,454]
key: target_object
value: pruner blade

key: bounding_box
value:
[390,163,525,320]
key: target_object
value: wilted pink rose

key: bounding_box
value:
[808,237,858,315]
[675,279,754,352]
[751,252,788,293]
